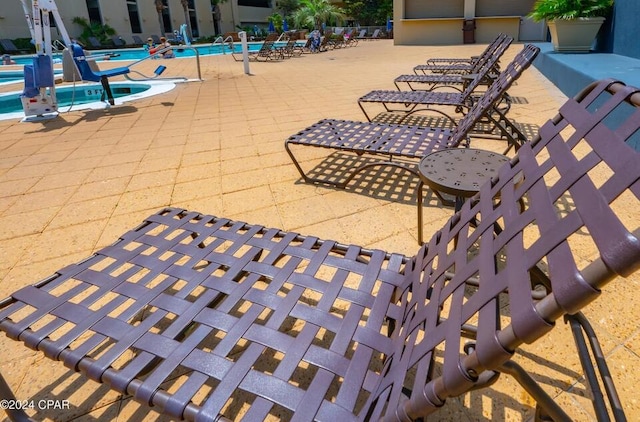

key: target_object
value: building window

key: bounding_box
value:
[162,0,172,33]
[127,0,142,33]
[85,0,102,25]
[47,12,57,28]
[188,0,199,37]
[238,0,270,7]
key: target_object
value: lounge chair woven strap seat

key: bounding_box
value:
[0,208,410,421]
[359,89,466,106]
[393,72,499,92]
[413,62,474,74]
[394,73,466,86]
[413,34,512,77]
[1,80,639,421]
[424,33,509,67]
[357,89,470,121]
[287,118,458,158]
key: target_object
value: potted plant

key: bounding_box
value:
[529,0,613,52]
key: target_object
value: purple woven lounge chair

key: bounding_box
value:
[285,45,539,193]
[394,34,512,92]
[358,37,514,122]
[412,33,511,76]
[421,32,507,66]
[1,79,639,421]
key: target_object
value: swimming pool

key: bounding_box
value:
[0,69,62,84]
[0,81,175,120]
[8,41,298,64]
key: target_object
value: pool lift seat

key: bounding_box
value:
[70,43,131,105]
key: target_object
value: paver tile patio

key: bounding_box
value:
[0,40,638,421]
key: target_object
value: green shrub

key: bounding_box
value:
[72,16,116,46]
[529,0,614,21]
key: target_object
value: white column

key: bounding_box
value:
[464,0,476,19]
[238,31,250,75]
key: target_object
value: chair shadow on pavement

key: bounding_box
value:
[10,345,588,421]
[294,151,453,208]
[23,106,140,134]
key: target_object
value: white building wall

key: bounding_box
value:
[0,0,282,44]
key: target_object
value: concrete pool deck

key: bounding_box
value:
[0,40,638,421]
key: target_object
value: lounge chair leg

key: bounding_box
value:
[417,180,424,244]
[0,371,35,422]
[358,101,373,121]
[498,360,572,422]
[565,312,626,422]
[284,141,315,185]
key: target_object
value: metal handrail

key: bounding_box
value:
[210,35,235,54]
[52,39,66,52]
[124,45,202,81]
[211,35,224,46]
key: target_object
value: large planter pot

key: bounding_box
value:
[548,17,605,52]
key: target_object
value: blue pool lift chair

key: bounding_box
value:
[70,43,131,105]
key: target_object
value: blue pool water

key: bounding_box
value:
[8,41,295,65]
[0,83,151,113]
[0,81,177,121]
[0,69,62,83]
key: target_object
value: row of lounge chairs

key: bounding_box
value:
[1,34,639,422]
[395,33,511,91]
[231,33,301,62]
[287,41,534,191]
[232,30,362,62]
[357,34,515,122]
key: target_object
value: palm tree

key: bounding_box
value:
[292,0,345,32]
[277,0,300,19]
[181,0,193,40]
[155,0,165,35]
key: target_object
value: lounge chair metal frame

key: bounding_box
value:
[110,35,126,47]
[232,39,284,62]
[423,33,506,66]
[362,28,382,40]
[344,29,359,47]
[285,45,538,198]
[278,37,304,58]
[394,39,508,92]
[86,36,104,49]
[131,35,144,46]
[357,36,514,122]
[1,78,638,422]
[413,33,509,76]
[0,38,31,55]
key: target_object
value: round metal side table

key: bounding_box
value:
[417,148,509,244]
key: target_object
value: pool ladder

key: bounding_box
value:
[210,36,235,54]
[52,39,66,52]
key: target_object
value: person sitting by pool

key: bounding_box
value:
[158,37,175,58]
[148,37,174,59]
[2,54,16,65]
[310,31,321,53]
[145,37,155,53]
[173,30,183,44]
